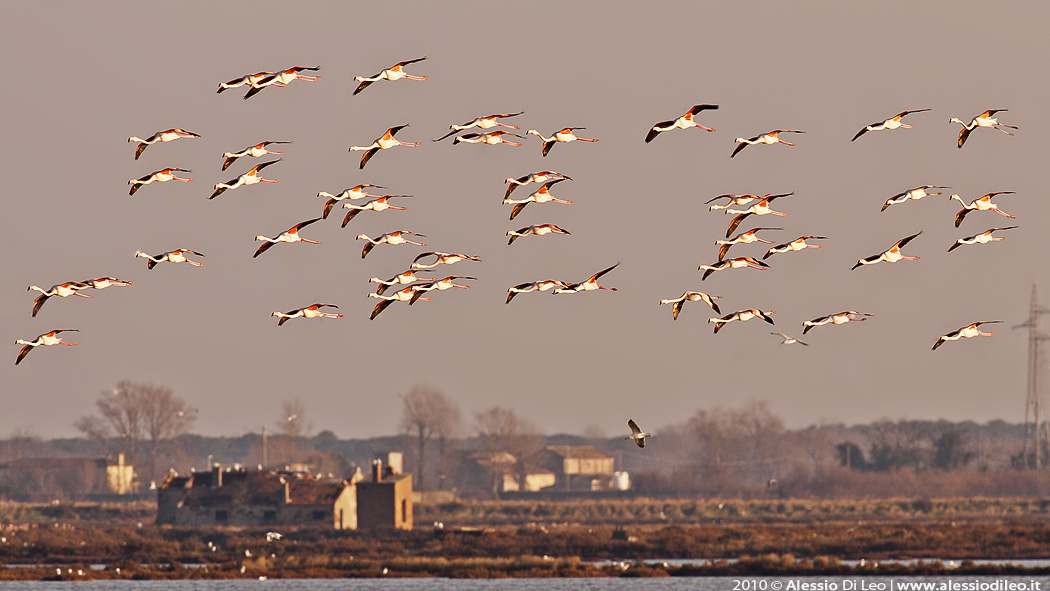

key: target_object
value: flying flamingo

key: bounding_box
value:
[349,125,420,169]
[526,127,598,157]
[731,130,804,158]
[507,223,570,245]
[368,286,430,320]
[851,109,930,141]
[724,192,794,237]
[504,171,571,199]
[254,219,322,258]
[353,57,427,95]
[659,291,722,319]
[453,131,523,146]
[15,329,78,366]
[128,128,200,160]
[716,227,782,260]
[411,251,482,269]
[433,111,525,141]
[709,308,775,334]
[699,257,770,281]
[272,303,342,326]
[210,160,280,199]
[356,230,426,259]
[851,231,922,270]
[341,195,412,227]
[553,263,619,294]
[128,168,192,196]
[949,192,1016,227]
[950,109,1017,148]
[802,311,873,334]
[27,282,92,317]
[932,321,1001,350]
[881,185,949,211]
[503,179,572,220]
[409,276,476,304]
[135,249,205,269]
[78,277,132,290]
[763,236,827,259]
[221,141,290,171]
[370,270,434,295]
[645,104,718,143]
[244,66,320,100]
[217,71,275,93]
[948,226,1018,252]
[318,184,386,219]
[506,280,568,304]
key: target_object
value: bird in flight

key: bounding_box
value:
[354,57,427,95]
[349,125,420,169]
[851,109,930,141]
[128,168,192,196]
[947,226,1018,252]
[135,249,205,269]
[949,192,1016,227]
[128,128,200,160]
[949,109,1016,148]
[254,219,322,259]
[210,160,281,199]
[731,129,804,158]
[272,303,342,326]
[852,231,922,270]
[15,329,78,366]
[526,127,598,157]
[433,111,525,142]
[221,141,290,171]
[659,291,722,320]
[625,419,652,448]
[644,104,718,143]
[932,321,1001,350]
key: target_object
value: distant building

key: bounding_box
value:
[156,452,411,530]
[0,453,135,501]
[534,446,616,491]
[459,451,556,496]
[356,455,413,530]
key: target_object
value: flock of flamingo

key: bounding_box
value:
[15,57,1022,443]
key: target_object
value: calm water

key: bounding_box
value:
[1,577,1047,591]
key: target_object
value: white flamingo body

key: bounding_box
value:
[552,263,619,294]
[15,329,78,365]
[79,277,132,290]
[771,332,808,346]
[354,57,427,95]
[135,249,205,269]
[368,285,430,320]
[709,308,775,334]
[851,109,930,141]
[660,291,722,319]
[948,226,1017,252]
[128,128,200,160]
[699,257,770,280]
[507,223,571,245]
[319,184,385,218]
[932,321,1001,350]
[217,71,275,93]
[763,235,827,259]
[802,311,872,334]
[27,282,92,317]
[506,279,568,304]
[411,251,482,269]
[950,192,1015,227]
[434,111,525,141]
[852,231,922,269]
[731,130,804,157]
[370,270,434,295]
[128,168,192,196]
[526,127,598,157]
[645,104,719,143]
[715,227,782,259]
[504,171,571,199]
[503,179,572,220]
[708,193,762,211]
[272,303,342,326]
[453,131,523,146]
[881,185,948,211]
[254,218,322,258]
[950,109,1016,148]
[349,125,419,169]
[210,160,280,199]
[221,141,290,171]
[341,195,411,227]
[356,230,426,259]
[409,276,476,304]
[723,192,794,237]
[244,66,320,100]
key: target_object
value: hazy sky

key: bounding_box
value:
[4,1,1050,439]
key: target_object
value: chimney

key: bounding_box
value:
[386,452,403,475]
[212,464,222,487]
[372,459,383,482]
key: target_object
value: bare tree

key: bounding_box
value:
[399,385,462,490]
[474,406,543,492]
[271,399,313,466]
[74,380,197,486]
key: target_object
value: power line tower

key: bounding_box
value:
[1012,284,1050,468]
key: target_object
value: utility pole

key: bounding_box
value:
[262,425,268,468]
[1013,284,1050,468]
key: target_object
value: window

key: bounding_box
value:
[401,499,407,523]
[312,510,327,521]
[215,510,229,523]
[263,511,277,522]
